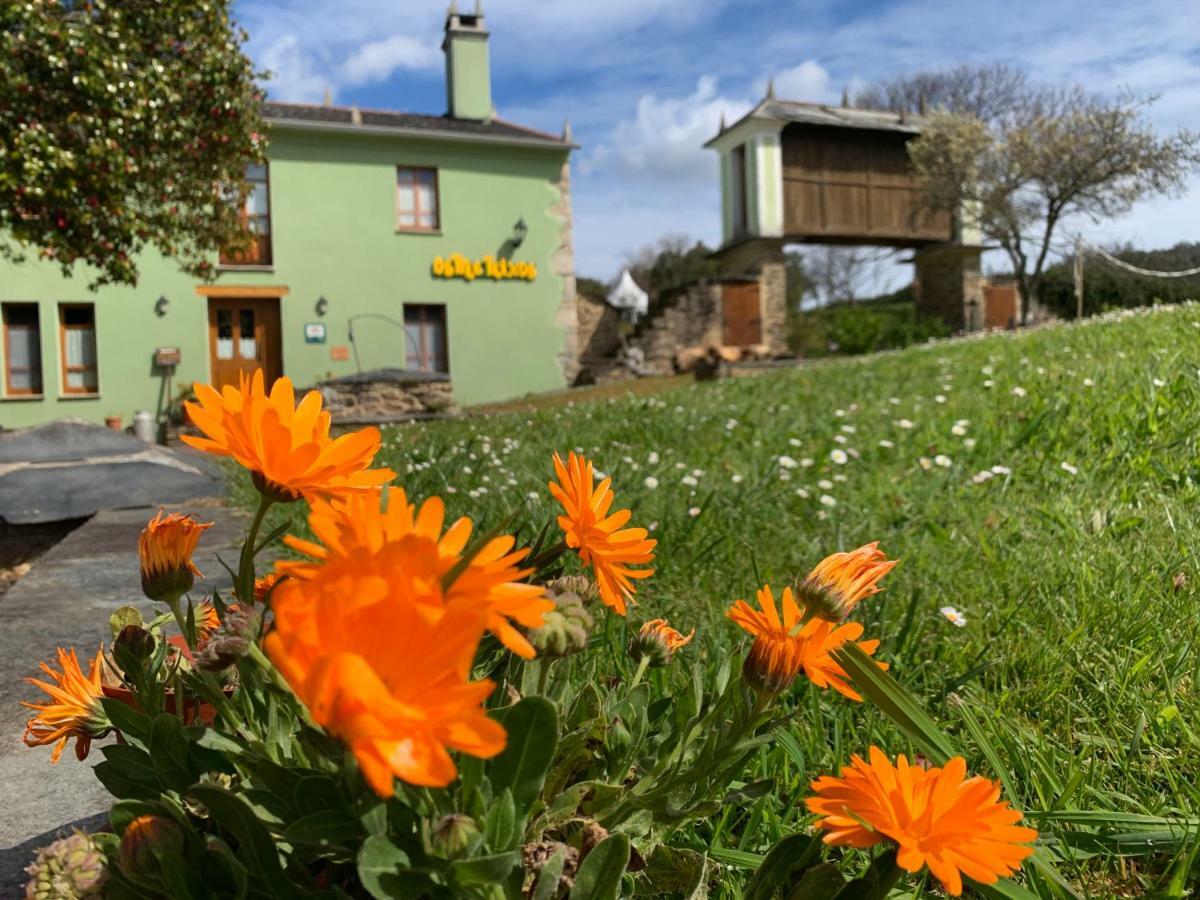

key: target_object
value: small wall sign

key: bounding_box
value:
[154,347,181,367]
[432,252,537,283]
[304,323,327,344]
[330,345,350,361]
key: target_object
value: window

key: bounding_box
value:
[730,144,748,235]
[3,303,43,395]
[59,304,98,394]
[403,304,448,373]
[220,163,272,266]
[396,167,440,231]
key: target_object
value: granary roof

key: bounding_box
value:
[263,101,577,150]
[705,97,926,148]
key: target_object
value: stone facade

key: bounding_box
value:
[550,150,580,384]
[316,369,455,422]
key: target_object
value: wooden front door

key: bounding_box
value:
[721,281,762,346]
[207,297,282,391]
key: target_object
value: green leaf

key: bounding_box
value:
[284,809,362,847]
[785,862,848,899]
[569,833,630,900]
[488,696,558,814]
[101,697,154,747]
[449,851,521,886]
[187,784,294,898]
[201,835,249,900]
[745,833,822,900]
[149,713,195,792]
[357,835,427,900]
[485,787,518,851]
[531,846,568,900]
[707,847,764,870]
[834,643,958,764]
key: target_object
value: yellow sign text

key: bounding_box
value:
[432,253,537,282]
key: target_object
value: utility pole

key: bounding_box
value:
[1074,236,1085,320]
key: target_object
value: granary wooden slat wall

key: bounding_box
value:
[781,124,952,246]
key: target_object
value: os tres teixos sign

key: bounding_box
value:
[432,252,537,283]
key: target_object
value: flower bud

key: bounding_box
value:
[196,608,259,672]
[529,591,593,658]
[114,624,156,663]
[138,511,211,604]
[742,636,800,699]
[119,815,185,878]
[24,831,107,899]
[545,575,598,604]
[431,814,478,859]
[628,618,693,668]
[794,542,896,622]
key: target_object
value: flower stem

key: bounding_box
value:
[629,654,651,690]
[246,643,316,728]
[238,494,274,606]
[536,658,553,696]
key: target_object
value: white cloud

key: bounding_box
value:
[772,60,836,103]
[258,34,328,103]
[341,35,440,86]
[590,76,751,182]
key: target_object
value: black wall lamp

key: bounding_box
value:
[315,295,329,317]
[154,295,169,317]
[512,217,528,248]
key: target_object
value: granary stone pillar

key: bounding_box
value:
[912,199,986,332]
[713,237,789,355]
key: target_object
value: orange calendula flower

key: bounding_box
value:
[195,600,222,640]
[727,585,885,700]
[796,542,897,622]
[277,487,551,659]
[630,618,694,667]
[138,510,212,602]
[252,573,282,603]
[22,647,109,763]
[806,747,1038,896]
[264,552,506,795]
[181,370,394,503]
[548,452,656,615]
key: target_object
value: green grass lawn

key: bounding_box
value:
[243,303,1200,897]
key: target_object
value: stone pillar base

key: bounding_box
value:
[912,243,985,333]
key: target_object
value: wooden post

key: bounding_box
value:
[1074,236,1084,320]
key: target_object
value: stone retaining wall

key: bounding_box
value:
[316,369,455,421]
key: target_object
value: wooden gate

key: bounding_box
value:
[721,281,762,346]
[983,284,1018,330]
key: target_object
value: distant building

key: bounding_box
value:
[0,4,577,430]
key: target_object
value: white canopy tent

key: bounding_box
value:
[606,269,649,322]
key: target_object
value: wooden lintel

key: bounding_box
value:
[194,284,290,298]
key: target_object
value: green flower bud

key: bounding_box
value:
[529,591,593,659]
[24,831,108,899]
[114,624,156,663]
[119,815,184,879]
[431,814,478,860]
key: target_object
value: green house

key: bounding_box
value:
[0,5,578,431]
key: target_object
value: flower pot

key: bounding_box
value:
[103,637,232,730]
[104,415,123,432]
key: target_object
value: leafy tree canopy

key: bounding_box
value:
[0,0,267,287]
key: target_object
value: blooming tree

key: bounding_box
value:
[0,0,267,287]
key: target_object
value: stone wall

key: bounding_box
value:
[759,260,788,355]
[913,245,985,332]
[550,154,580,384]
[576,293,624,361]
[316,369,455,422]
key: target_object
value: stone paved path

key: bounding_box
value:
[0,502,256,895]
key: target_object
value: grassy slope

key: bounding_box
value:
[250,303,1200,897]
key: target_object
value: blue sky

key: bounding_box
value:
[236,0,1200,287]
